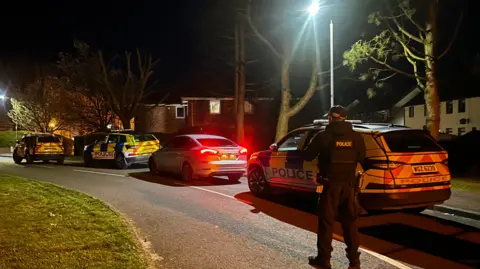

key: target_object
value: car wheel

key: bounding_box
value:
[248,166,270,197]
[181,163,193,182]
[12,151,23,164]
[115,153,129,169]
[26,153,34,164]
[43,160,50,164]
[149,158,158,175]
[228,173,243,182]
[56,159,64,165]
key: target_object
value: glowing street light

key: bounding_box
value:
[0,94,5,100]
[307,0,335,108]
[307,1,320,16]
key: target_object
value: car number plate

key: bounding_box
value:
[93,152,115,159]
[221,154,237,160]
[412,164,437,174]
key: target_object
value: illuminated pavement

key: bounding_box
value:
[0,157,479,269]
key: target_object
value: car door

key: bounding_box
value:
[267,130,312,186]
[156,137,185,172]
[152,140,174,171]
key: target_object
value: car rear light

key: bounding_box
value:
[239,148,248,155]
[364,159,404,170]
[200,148,218,155]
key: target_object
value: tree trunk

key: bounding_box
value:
[275,61,291,142]
[424,0,440,139]
[234,17,240,116]
[236,17,246,144]
[121,116,131,130]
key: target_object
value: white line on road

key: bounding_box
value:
[182,184,412,269]
[35,165,54,169]
[73,169,128,178]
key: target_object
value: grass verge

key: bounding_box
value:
[0,174,147,269]
[451,177,480,193]
[0,130,28,147]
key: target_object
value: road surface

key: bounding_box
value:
[0,157,479,269]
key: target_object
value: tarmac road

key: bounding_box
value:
[0,157,479,269]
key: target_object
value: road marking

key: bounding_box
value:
[35,165,54,169]
[73,169,128,178]
[182,184,412,269]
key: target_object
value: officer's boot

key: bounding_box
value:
[346,251,361,269]
[308,256,332,269]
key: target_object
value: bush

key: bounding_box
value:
[0,131,29,148]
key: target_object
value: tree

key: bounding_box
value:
[246,0,328,141]
[343,0,463,139]
[8,77,69,132]
[234,11,246,144]
[59,41,160,130]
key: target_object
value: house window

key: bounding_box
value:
[244,101,254,114]
[176,106,186,118]
[458,127,466,136]
[209,100,221,114]
[445,128,453,134]
[408,106,414,118]
[424,105,427,116]
[446,101,453,114]
[458,99,466,113]
[473,127,477,132]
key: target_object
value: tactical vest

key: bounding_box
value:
[328,133,357,165]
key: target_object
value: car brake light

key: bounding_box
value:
[239,148,248,155]
[200,148,218,155]
[365,159,404,170]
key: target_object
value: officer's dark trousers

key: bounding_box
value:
[317,183,360,266]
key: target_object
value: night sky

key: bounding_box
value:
[0,0,478,112]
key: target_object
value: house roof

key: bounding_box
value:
[404,91,480,107]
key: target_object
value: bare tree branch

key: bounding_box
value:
[387,3,424,43]
[246,0,284,60]
[287,68,319,117]
[397,0,426,33]
[438,11,464,60]
[369,56,426,81]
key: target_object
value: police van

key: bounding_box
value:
[247,120,451,212]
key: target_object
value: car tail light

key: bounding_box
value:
[364,159,404,170]
[239,148,248,155]
[200,148,218,155]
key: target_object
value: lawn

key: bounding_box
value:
[0,174,147,269]
[0,130,28,147]
[451,177,480,193]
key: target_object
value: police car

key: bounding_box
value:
[83,130,160,169]
[247,120,451,212]
[13,133,65,164]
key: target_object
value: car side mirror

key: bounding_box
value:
[269,143,278,152]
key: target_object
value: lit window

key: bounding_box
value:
[458,127,466,136]
[445,128,452,134]
[209,100,221,114]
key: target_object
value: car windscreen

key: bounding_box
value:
[381,130,443,152]
[38,136,60,143]
[133,134,157,142]
[196,138,237,147]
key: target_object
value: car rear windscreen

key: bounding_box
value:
[381,131,443,152]
[197,138,237,147]
[133,134,157,142]
[38,136,60,143]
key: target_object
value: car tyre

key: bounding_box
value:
[149,158,158,175]
[12,151,23,164]
[115,153,129,169]
[228,173,243,182]
[181,163,193,182]
[43,160,50,164]
[26,153,34,164]
[248,166,270,197]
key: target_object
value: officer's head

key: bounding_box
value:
[328,105,347,123]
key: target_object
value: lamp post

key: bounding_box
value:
[308,0,334,108]
[0,95,18,140]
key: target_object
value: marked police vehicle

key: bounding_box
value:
[83,130,160,169]
[247,120,451,212]
[13,133,65,164]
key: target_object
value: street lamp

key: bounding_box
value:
[0,94,18,140]
[308,0,334,108]
[0,95,5,100]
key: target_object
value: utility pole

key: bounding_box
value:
[234,12,246,144]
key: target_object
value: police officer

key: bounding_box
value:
[303,105,366,269]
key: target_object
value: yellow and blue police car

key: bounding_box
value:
[83,131,160,169]
[247,120,451,213]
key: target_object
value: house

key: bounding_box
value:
[404,96,480,136]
